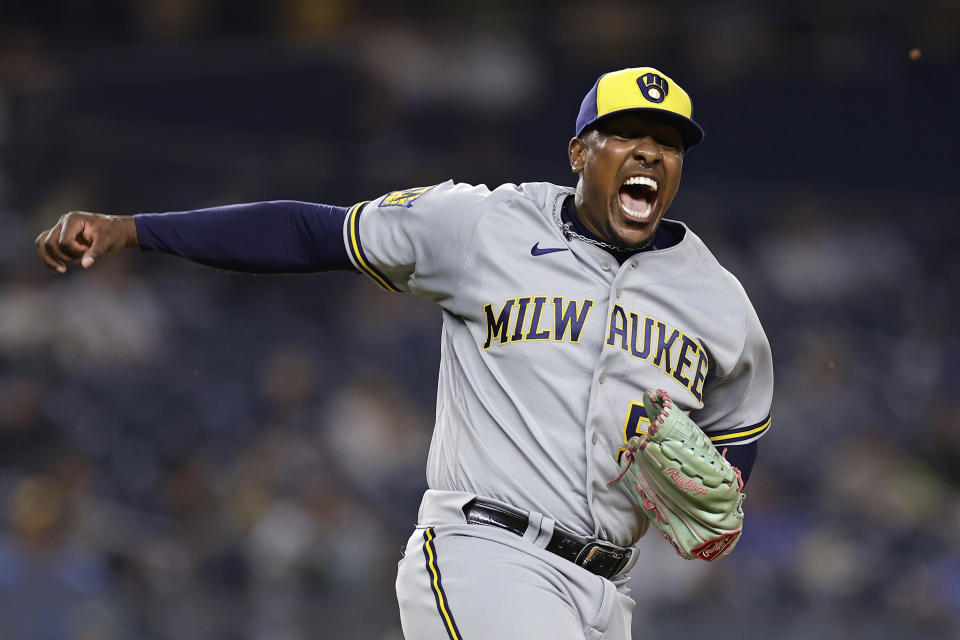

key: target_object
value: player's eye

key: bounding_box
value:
[657,139,679,151]
[609,128,643,141]
[653,132,682,151]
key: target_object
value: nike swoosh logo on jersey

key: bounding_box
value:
[531,242,569,256]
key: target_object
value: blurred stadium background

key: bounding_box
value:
[1,1,959,638]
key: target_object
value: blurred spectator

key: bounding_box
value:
[0,474,123,639]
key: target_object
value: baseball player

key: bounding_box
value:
[35,67,773,639]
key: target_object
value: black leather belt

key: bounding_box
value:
[462,499,632,579]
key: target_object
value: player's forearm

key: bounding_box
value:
[134,200,352,273]
[721,441,758,485]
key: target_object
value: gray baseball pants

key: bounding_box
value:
[396,490,635,639]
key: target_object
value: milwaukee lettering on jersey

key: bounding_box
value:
[605,304,709,402]
[483,297,594,349]
[348,180,774,549]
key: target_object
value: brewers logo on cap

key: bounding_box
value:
[638,73,668,103]
[574,66,704,149]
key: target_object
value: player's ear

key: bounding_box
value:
[568,137,586,173]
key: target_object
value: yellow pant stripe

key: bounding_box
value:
[423,528,461,640]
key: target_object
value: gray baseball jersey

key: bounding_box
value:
[343,180,773,548]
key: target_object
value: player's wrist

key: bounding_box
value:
[113,215,140,248]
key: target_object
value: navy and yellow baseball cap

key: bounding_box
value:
[575,67,704,149]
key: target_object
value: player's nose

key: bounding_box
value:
[631,138,662,166]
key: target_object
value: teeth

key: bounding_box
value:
[622,200,651,219]
[623,176,658,191]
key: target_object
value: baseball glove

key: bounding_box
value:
[609,389,745,561]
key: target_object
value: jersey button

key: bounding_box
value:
[601,262,611,271]
[598,373,607,384]
[616,288,622,298]
[592,433,599,445]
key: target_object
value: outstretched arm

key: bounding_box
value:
[35,201,352,274]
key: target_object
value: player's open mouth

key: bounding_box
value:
[618,176,658,221]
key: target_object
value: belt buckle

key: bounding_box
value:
[574,542,631,578]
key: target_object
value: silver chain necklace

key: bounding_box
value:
[552,192,654,253]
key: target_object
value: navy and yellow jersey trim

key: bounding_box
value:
[422,528,462,640]
[345,201,402,292]
[707,414,772,445]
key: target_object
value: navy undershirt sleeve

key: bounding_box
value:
[134,201,353,273]
[720,440,758,486]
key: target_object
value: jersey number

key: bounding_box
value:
[617,401,651,462]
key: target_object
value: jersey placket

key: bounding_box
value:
[580,254,637,540]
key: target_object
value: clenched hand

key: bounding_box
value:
[35,212,138,273]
